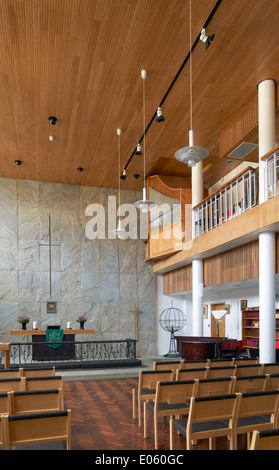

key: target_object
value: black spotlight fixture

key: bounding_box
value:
[120,169,126,180]
[14,160,22,165]
[135,143,142,155]
[48,116,57,125]
[133,173,140,179]
[77,167,84,172]
[156,106,165,122]
[200,28,215,50]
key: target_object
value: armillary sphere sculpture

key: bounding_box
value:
[159,303,186,357]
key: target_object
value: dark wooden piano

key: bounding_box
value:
[174,336,242,360]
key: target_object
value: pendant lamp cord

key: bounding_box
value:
[118,131,121,210]
[143,73,146,189]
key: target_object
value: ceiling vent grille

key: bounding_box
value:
[228,142,258,160]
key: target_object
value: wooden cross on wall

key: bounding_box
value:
[39,214,60,299]
[128,305,142,358]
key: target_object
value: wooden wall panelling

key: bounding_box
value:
[163,264,192,295]
[277,233,279,274]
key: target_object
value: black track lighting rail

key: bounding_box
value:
[123,0,222,175]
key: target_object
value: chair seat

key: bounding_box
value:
[135,388,156,397]
[147,401,190,413]
[238,414,271,428]
[174,417,230,437]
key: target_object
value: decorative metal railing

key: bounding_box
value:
[6,339,137,366]
[263,146,279,200]
[193,167,258,238]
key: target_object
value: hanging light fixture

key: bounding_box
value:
[112,128,126,239]
[135,143,142,155]
[134,70,156,213]
[156,106,165,122]
[175,0,208,168]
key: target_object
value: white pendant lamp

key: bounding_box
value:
[112,128,126,239]
[175,0,208,168]
[134,70,156,213]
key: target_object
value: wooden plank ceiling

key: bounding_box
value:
[0,0,279,191]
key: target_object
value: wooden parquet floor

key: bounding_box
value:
[63,378,248,452]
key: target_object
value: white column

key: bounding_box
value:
[258,79,276,363]
[192,158,204,336]
[259,231,276,363]
[258,79,276,204]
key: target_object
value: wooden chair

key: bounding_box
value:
[9,388,64,415]
[21,366,55,377]
[175,368,208,381]
[143,379,196,449]
[0,378,25,393]
[194,376,233,397]
[235,390,279,449]
[0,369,21,379]
[170,393,240,450]
[153,361,182,379]
[265,373,279,390]
[231,375,268,394]
[2,409,71,450]
[180,360,210,370]
[210,358,235,367]
[261,363,279,375]
[235,364,264,377]
[132,369,173,426]
[250,428,279,450]
[0,392,11,414]
[24,375,64,392]
[206,366,236,379]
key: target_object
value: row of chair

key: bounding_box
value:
[250,428,279,450]
[0,376,64,398]
[0,366,55,379]
[142,373,279,449]
[169,389,279,450]
[153,357,259,373]
[0,409,71,450]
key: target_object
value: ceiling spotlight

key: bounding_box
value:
[14,160,22,166]
[48,116,57,125]
[49,135,54,141]
[156,106,165,122]
[77,167,84,172]
[199,28,215,50]
[133,173,140,179]
[135,143,142,155]
[121,169,126,180]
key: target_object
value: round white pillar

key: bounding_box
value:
[258,79,276,203]
[258,78,276,363]
[192,157,204,337]
[259,231,276,363]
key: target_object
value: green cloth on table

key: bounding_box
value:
[46,329,63,349]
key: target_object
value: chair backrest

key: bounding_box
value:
[236,390,279,432]
[2,409,71,450]
[0,392,10,414]
[24,376,64,396]
[231,375,268,394]
[235,364,263,377]
[195,377,233,397]
[139,370,173,392]
[0,377,25,392]
[9,388,63,415]
[0,369,21,379]
[210,359,235,367]
[265,373,279,391]
[250,428,279,450]
[153,361,182,379]
[21,366,56,377]
[155,380,196,406]
[206,366,236,379]
[262,363,279,375]
[176,368,208,381]
[234,357,259,366]
[181,360,210,370]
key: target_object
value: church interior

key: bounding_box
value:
[0,0,279,452]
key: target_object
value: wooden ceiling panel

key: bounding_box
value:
[0,0,278,190]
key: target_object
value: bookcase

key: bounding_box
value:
[242,307,279,351]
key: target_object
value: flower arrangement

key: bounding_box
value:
[76,316,87,324]
[17,315,30,324]
[76,315,87,329]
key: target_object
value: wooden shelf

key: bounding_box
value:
[242,308,279,350]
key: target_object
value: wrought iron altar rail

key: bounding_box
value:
[7,339,137,366]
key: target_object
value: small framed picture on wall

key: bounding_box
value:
[240,300,247,310]
[203,305,208,319]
